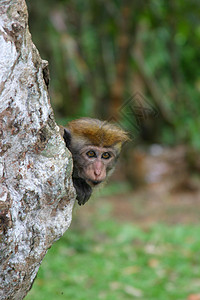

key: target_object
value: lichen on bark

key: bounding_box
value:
[0,1,75,299]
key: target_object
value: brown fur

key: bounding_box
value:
[67,118,129,147]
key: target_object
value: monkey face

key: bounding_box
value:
[77,146,117,187]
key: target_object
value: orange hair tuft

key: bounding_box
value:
[68,118,129,147]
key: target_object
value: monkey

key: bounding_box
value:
[60,118,129,205]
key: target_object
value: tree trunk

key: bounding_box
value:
[0,1,76,299]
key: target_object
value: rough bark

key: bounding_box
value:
[0,1,76,299]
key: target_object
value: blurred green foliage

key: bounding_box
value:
[26,204,200,300]
[27,0,200,149]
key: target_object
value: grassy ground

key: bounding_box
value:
[26,183,200,300]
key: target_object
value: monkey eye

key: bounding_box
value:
[101,152,111,159]
[86,150,96,158]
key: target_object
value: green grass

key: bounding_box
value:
[26,210,200,300]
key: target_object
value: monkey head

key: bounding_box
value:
[62,118,129,205]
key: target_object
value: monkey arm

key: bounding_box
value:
[72,177,92,205]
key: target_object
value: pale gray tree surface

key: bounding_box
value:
[0,1,75,299]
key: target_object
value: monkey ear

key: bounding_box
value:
[63,128,72,148]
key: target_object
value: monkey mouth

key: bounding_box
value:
[88,180,102,186]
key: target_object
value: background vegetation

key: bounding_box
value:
[27,0,200,149]
[25,1,200,299]
[26,204,200,300]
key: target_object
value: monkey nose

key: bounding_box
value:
[94,169,101,176]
